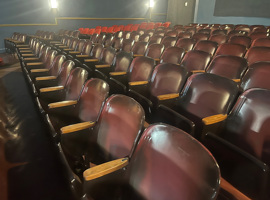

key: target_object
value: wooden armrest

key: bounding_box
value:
[24,57,39,61]
[13,41,24,44]
[39,86,64,93]
[63,48,74,51]
[129,81,148,86]
[36,76,57,81]
[157,93,179,101]
[144,121,150,128]
[154,58,160,62]
[58,45,69,48]
[22,54,35,57]
[76,55,89,58]
[61,121,95,134]
[84,59,99,62]
[220,177,251,200]
[83,158,129,181]
[69,51,80,54]
[192,70,205,73]
[30,69,49,73]
[27,62,43,66]
[48,100,77,109]
[109,71,127,76]
[95,64,110,68]
[18,48,31,50]
[232,79,240,83]
[202,114,227,125]
[20,50,32,53]
[16,45,29,47]
[54,43,64,46]
[133,54,144,57]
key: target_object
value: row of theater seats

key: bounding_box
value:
[5,25,270,199]
[78,22,171,35]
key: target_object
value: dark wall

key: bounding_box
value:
[0,0,168,52]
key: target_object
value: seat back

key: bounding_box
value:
[161,36,177,49]
[160,47,185,64]
[111,37,123,50]
[127,124,220,200]
[81,41,93,55]
[76,39,86,52]
[128,56,155,82]
[77,78,109,122]
[178,31,192,38]
[241,62,270,91]
[149,63,189,97]
[209,34,227,45]
[95,33,106,44]
[64,67,89,100]
[57,60,76,86]
[121,39,135,52]
[193,40,218,55]
[192,32,209,42]
[144,44,165,59]
[89,44,104,59]
[103,33,114,46]
[175,38,196,52]
[180,50,211,72]
[207,55,248,80]
[244,46,270,65]
[148,35,163,45]
[91,94,145,161]
[221,88,270,167]
[49,55,66,76]
[215,43,246,57]
[251,38,270,48]
[44,50,58,69]
[228,35,251,48]
[99,46,116,65]
[179,73,239,119]
[139,34,150,42]
[131,41,148,55]
[112,51,133,72]
[39,46,51,62]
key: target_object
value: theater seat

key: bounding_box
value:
[87,46,116,71]
[160,47,185,64]
[34,60,75,90]
[30,54,66,87]
[209,34,227,45]
[83,123,220,200]
[251,38,270,48]
[214,43,246,57]
[175,38,196,52]
[128,63,189,121]
[144,43,165,62]
[131,41,148,57]
[193,40,218,56]
[203,88,270,200]
[192,32,209,42]
[180,50,211,72]
[94,51,133,81]
[109,56,155,94]
[206,55,248,81]
[60,94,145,178]
[38,67,89,113]
[228,35,251,48]
[240,61,270,91]
[152,73,239,139]
[121,39,135,52]
[46,78,109,142]
[160,36,177,49]
[244,46,270,65]
[148,35,163,45]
